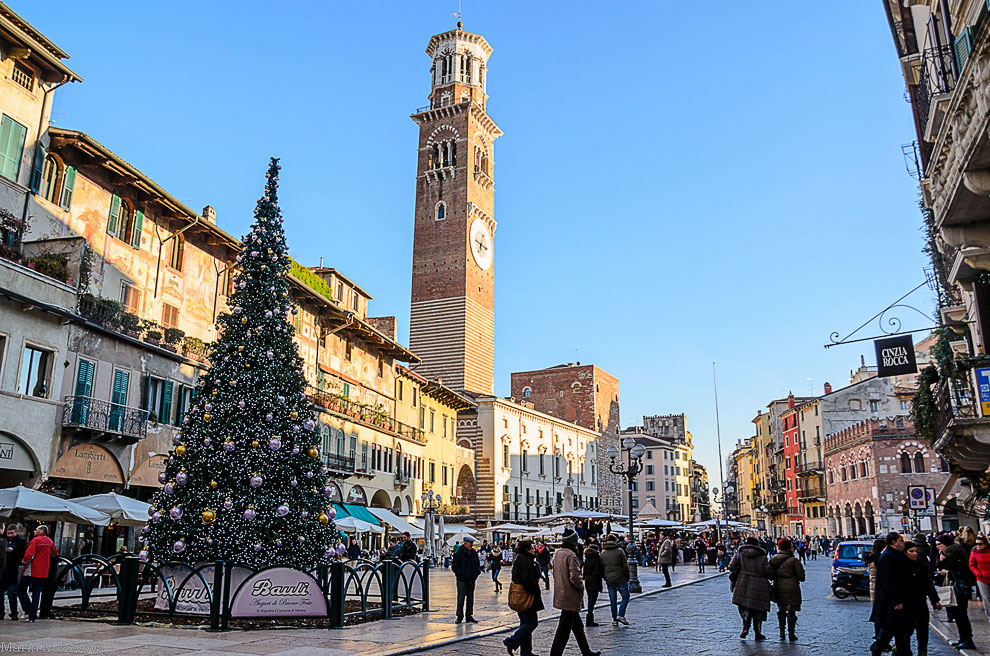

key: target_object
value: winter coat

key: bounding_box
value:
[600,541,630,586]
[489,552,503,570]
[769,549,805,608]
[940,542,974,594]
[1,535,25,586]
[536,545,553,567]
[728,544,772,612]
[906,554,938,614]
[658,538,674,565]
[22,535,57,579]
[871,547,910,630]
[582,547,605,594]
[511,551,545,612]
[451,545,482,582]
[552,545,584,612]
[970,547,990,584]
[399,539,418,562]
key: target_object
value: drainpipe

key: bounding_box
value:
[21,75,70,224]
[153,220,197,297]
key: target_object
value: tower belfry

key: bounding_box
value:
[409,25,501,395]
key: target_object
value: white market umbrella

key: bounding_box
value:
[437,515,445,557]
[335,516,384,534]
[0,486,109,526]
[642,518,686,529]
[636,501,662,520]
[70,492,151,526]
[447,530,476,546]
[483,523,538,535]
[424,514,435,561]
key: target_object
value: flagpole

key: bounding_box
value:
[713,363,726,542]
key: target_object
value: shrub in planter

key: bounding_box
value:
[143,320,163,343]
[119,312,141,335]
[163,327,185,346]
[25,252,69,283]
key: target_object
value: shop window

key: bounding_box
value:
[18,345,52,397]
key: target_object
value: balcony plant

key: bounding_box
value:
[912,365,940,444]
[119,311,141,337]
[142,320,163,345]
[182,336,209,362]
[25,252,69,284]
[163,327,185,350]
[0,208,25,263]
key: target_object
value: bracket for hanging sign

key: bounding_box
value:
[823,278,937,349]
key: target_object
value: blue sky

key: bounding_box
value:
[20,2,931,487]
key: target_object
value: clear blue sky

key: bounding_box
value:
[20,2,931,488]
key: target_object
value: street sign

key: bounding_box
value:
[976,368,990,416]
[875,335,917,377]
[908,485,927,510]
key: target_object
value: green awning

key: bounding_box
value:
[332,504,349,519]
[343,503,381,526]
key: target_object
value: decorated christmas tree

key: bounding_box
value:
[141,158,338,569]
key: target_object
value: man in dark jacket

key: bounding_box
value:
[536,541,553,590]
[870,532,910,656]
[399,532,418,562]
[0,525,25,619]
[582,543,604,627]
[450,535,481,623]
[600,536,631,626]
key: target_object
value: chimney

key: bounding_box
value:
[203,205,217,224]
[824,382,832,395]
[787,391,795,409]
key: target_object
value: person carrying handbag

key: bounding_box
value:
[504,540,544,656]
[937,534,976,650]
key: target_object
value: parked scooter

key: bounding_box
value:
[831,566,870,599]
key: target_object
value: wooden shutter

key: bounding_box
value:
[161,380,174,425]
[74,359,95,397]
[107,194,121,236]
[59,166,75,210]
[955,28,973,70]
[111,370,129,406]
[29,143,45,193]
[0,117,26,182]
[131,210,144,249]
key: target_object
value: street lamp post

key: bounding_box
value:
[421,490,441,568]
[608,436,646,593]
[711,485,736,543]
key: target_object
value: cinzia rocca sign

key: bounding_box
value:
[874,335,917,377]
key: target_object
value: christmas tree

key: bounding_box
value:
[141,158,338,569]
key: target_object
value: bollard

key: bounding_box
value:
[382,560,394,620]
[328,561,344,629]
[219,560,233,632]
[422,560,430,612]
[114,556,140,625]
[207,561,224,632]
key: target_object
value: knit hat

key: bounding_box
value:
[562,528,579,547]
[937,534,955,546]
[585,543,600,554]
[912,534,927,545]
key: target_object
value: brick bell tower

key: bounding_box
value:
[409,22,501,395]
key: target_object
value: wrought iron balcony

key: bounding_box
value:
[892,18,919,58]
[798,480,826,501]
[786,505,801,516]
[914,45,957,135]
[796,454,824,477]
[766,501,786,514]
[394,470,412,487]
[324,452,355,475]
[62,396,148,443]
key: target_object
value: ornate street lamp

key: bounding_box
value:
[608,436,646,593]
[421,489,441,567]
[712,484,736,542]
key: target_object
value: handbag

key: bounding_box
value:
[508,582,535,612]
[936,584,957,607]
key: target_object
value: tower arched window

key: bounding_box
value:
[900,452,911,474]
[431,144,441,170]
[914,452,925,473]
[435,201,446,221]
[522,387,531,399]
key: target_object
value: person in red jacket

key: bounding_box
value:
[969,534,990,620]
[18,525,57,622]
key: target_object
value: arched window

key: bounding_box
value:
[522,387,531,398]
[828,469,834,485]
[42,156,59,203]
[914,452,925,473]
[859,460,867,477]
[900,452,911,474]
[435,201,446,221]
[571,382,581,394]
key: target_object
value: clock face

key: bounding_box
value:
[469,218,493,271]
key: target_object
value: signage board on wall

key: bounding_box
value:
[976,368,990,416]
[908,485,928,510]
[874,335,918,377]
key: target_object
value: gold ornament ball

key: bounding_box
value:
[245,363,251,369]
[211,389,218,397]
[290,410,298,419]
[318,512,329,525]
[267,248,273,254]
[260,265,267,270]
[202,509,216,524]
[238,345,244,351]
[210,480,218,489]
[241,317,247,324]
[175,444,187,456]
[307,447,319,459]
[203,413,212,422]
[251,440,260,448]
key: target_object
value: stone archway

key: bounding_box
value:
[854,502,866,536]
[844,503,855,536]
[455,464,476,512]
[865,501,876,534]
[0,431,40,487]
[370,488,392,509]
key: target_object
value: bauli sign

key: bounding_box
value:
[229,568,328,618]
[873,335,917,378]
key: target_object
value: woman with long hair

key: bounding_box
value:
[503,540,544,656]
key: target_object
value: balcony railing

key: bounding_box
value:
[798,480,826,500]
[914,45,957,134]
[394,470,412,487]
[62,396,149,442]
[892,18,919,58]
[934,372,979,441]
[796,454,824,476]
[324,452,355,475]
[786,505,801,516]
[766,501,786,514]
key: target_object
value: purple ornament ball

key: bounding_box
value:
[276,504,289,517]
[223,499,234,510]
[289,478,298,487]
[253,543,263,552]
[173,540,186,553]
[292,447,300,455]
[243,508,257,521]
[176,472,189,486]
[250,475,263,488]
[265,413,273,422]
[269,438,281,451]
[157,472,167,485]
[169,506,183,520]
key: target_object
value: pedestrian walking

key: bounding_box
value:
[451,534,481,623]
[870,532,911,656]
[490,546,504,593]
[769,538,805,641]
[906,538,941,656]
[536,541,553,590]
[600,535,631,626]
[658,534,674,588]
[695,537,708,574]
[728,536,772,640]
[17,525,56,623]
[716,540,729,572]
[862,538,886,611]
[0,525,25,620]
[504,540,544,656]
[936,533,976,650]
[441,543,452,569]
[582,542,604,627]
[549,529,600,656]
[969,534,990,620]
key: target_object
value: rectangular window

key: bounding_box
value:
[503,444,509,468]
[162,302,180,329]
[397,380,403,402]
[646,451,652,460]
[0,116,26,182]
[108,369,130,431]
[145,376,174,424]
[420,406,426,430]
[870,400,879,413]
[351,291,358,311]
[411,386,417,407]
[11,62,33,91]
[645,465,654,475]
[18,345,51,397]
[429,409,435,432]
[646,481,655,491]
[429,462,435,483]
[169,237,184,271]
[377,352,384,378]
[120,282,141,314]
[900,400,909,410]
[521,449,528,472]
[443,466,448,485]
[442,414,448,438]
[539,453,545,475]
[345,338,352,361]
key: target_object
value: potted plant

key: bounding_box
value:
[25,252,69,283]
[119,312,141,337]
[163,327,185,351]
[143,320,163,345]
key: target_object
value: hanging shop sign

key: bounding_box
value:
[129,454,167,488]
[874,335,917,377]
[51,443,123,484]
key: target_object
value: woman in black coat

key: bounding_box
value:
[905,541,941,656]
[504,540,544,656]
[582,543,604,627]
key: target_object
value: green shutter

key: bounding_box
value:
[111,370,129,406]
[29,143,45,193]
[0,117,26,182]
[161,380,174,425]
[107,194,121,236]
[131,210,144,249]
[74,359,94,397]
[955,28,973,70]
[59,166,75,210]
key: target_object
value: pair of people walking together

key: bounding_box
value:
[728,537,804,641]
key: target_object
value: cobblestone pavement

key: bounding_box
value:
[417,558,961,656]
